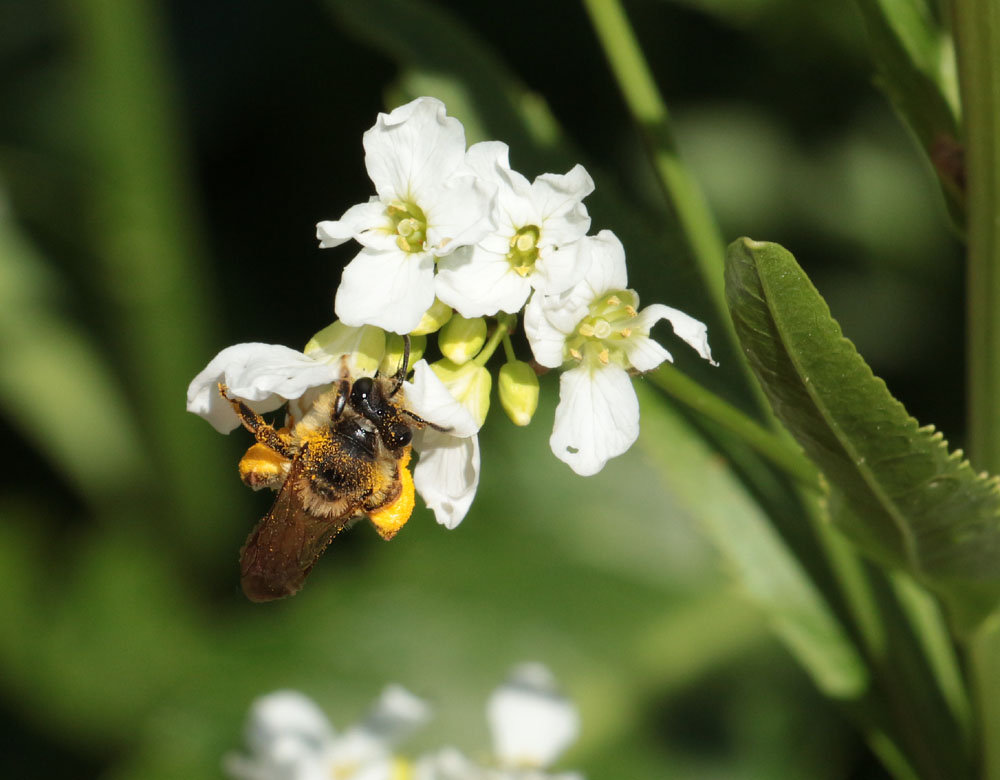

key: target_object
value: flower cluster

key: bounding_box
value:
[186,95,714,536]
[226,664,582,780]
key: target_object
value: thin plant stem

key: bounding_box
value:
[647,363,819,490]
[580,0,726,312]
[952,0,1000,776]
[581,0,774,421]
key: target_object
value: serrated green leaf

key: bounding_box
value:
[725,237,1000,632]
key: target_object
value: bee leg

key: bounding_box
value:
[218,383,296,458]
[401,407,450,433]
[332,378,350,418]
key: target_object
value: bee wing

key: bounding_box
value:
[238,459,350,602]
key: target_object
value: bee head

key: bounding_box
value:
[349,376,413,451]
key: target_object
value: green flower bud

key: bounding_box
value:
[498,361,540,426]
[438,314,488,365]
[430,358,492,430]
[411,299,454,336]
[304,321,385,376]
[380,333,426,375]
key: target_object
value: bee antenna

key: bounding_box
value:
[389,335,410,396]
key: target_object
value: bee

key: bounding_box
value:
[219,338,438,602]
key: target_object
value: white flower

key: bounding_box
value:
[487,664,580,771]
[318,97,496,334]
[436,141,594,318]
[226,686,429,780]
[525,230,715,476]
[186,336,480,529]
[186,343,341,434]
[404,360,482,530]
[413,664,583,780]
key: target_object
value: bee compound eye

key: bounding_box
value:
[351,376,374,402]
[395,428,412,448]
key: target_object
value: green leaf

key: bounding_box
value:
[853,0,965,223]
[725,237,1000,632]
[637,385,869,699]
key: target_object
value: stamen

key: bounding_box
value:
[598,348,610,364]
[569,347,583,361]
[606,295,621,307]
[578,323,595,338]
[624,305,638,318]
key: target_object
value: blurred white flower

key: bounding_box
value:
[525,230,715,476]
[436,141,594,318]
[226,686,429,780]
[318,97,497,334]
[414,664,583,780]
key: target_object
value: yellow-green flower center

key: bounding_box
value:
[566,290,640,367]
[507,225,541,277]
[388,200,428,253]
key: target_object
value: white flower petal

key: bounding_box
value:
[414,748,485,780]
[187,344,339,433]
[304,321,386,377]
[524,292,573,368]
[363,97,467,203]
[435,245,530,317]
[404,360,480,437]
[487,664,580,770]
[578,230,628,297]
[550,363,639,476]
[423,175,497,256]
[244,690,334,758]
[636,303,716,365]
[359,685,432,745]
[412,429,480,529]
[531,241,590,297]
[316,198,392,249]
[621,334,673,373]
[464,140,512,184]
[531,164,594,247]
[334,247,436,334]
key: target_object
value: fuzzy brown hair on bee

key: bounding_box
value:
[219,338,440,602]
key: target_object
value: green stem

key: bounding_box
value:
[581,0,774,422]
[500,332,517,364]
[581,0,726,312]
[953,0,1000,776]
[473,314,516,367]
[647,363,819,490]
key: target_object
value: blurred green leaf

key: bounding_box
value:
[0,198,150,502]
[637,386,868,699]
[853,0,965,221]
[725,238,1000,632]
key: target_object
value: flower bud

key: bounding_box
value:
[411,298,454,336]
[380,333,426,375]
[430,358,492,430]
[438,314,487,365]
[304,321,385,377]
[498,361,539,426]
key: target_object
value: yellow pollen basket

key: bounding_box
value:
[368,448,416,540]
[238,442,289,490]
